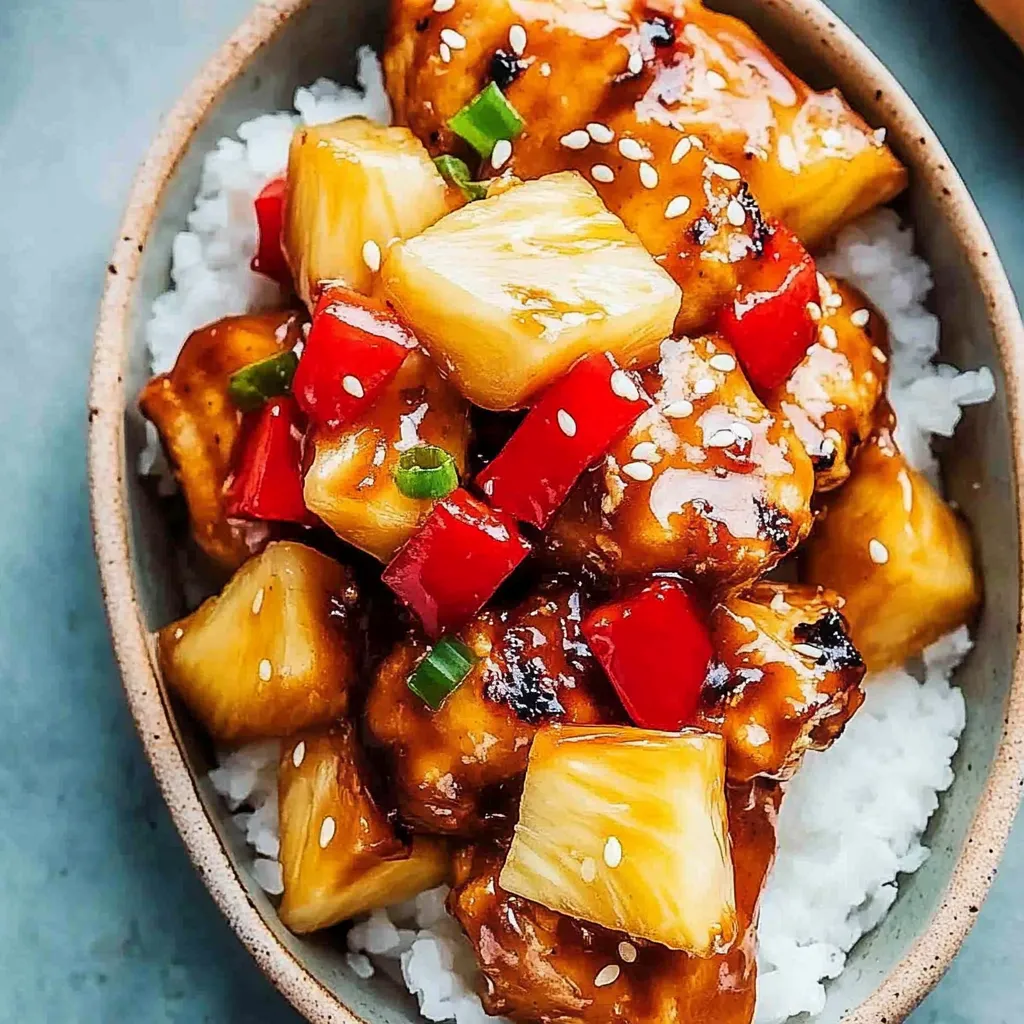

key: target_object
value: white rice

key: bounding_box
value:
[165,53,994,1024]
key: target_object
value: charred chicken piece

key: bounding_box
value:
[139,311,304,571]
[364,586,622,835]
[546,335,814,589]
[696,583,866,782]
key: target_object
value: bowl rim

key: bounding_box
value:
[88,0,1024,1021]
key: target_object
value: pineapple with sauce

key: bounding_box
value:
[157,542,359,745]
[278,724,449,933]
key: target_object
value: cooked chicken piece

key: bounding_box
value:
[303,350,471,561]
[546,334,814,590]
[696,583,865,781]
[139,311,304,570]
[803,432,981,670]
[364,586,622,835]
[157,542,359,744]
[449,780,779,1024]
[278,724,449,933]
[766,277,889,491]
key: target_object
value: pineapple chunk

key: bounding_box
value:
[284,118,449,308]
[803,434,981,670]
[381,172,682,410]
[157,542,358,744]
[303,350,470,561]
[139,311,303,570]
[499,725,736,955]
[278,725,448,933]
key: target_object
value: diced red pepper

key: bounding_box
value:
[226,396,310,524]
[716,221,819,392]
[382,488,531,637]
[251,176,290,285]
[582,578,713,731]
[474,353,650,529]
[292,285,416,430]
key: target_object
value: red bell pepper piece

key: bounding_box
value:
[582,578,712,731]
[251,176,290,285]
[382,488,531,637]
[226,396,310,524]
[716,221,819,392]
[292,286,416,430]
[474,352,650,529]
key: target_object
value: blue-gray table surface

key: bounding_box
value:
[1,0,1022,1020]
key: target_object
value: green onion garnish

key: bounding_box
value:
[447,82,525,159]
[394,444,459,500]
[433,155,489,201]
[228,350,300,412]
[408,636,478,710]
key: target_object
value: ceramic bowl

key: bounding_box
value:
[88,0,1024,1021]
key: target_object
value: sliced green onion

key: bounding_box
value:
[394,444,459,500]
[433,155,490,201]
[228,350,300,412]
[447,82,525,159]
[408,636,478,710]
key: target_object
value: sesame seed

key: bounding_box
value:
[439,42,452,62]
[639,162,658,189]
[769,592,789,614]
[821,325,839,349]
[869,538,890,564]
[726,198,746,226]
[258,658,272,681]
[689,135,705,149]
[491,138,513,169]
[594,965,621,988]
[706,69,727,89]
[851,308,871,327]
[671,137,692,163]
[631,441,659,463]
[319,816,336,848]
[560,129,591,150]
[794,643,823,660]
[540,61,551,77]
[709,353,736,372]
[362,239,381,272]
[707,428,737,448]
[581,857,597,883]
[603,836,623,867]
[251,587,265,615]
[873,126,887,144]
[618,941,638,963]
[664,195,691,219]
[440,27,466,49]
[557,409,577,437]
[618,138,648,161]
[173,627,184,640]
[591,163,615,183]
[292,741,306,768]
[663,398,694,418]
[707,160,741,180]
[820,437,837,457]
[587,122,614,143]
[872,346,888,363]
[731,421,754,442]
[509,24,527,55]
[270,404,281,417]
[826,292,843,309]
[433,0,454,9]
[628,49,644,75]
[806,301,822,321]
[482,479,494,496]
[610,369,640,401]
[694,377,716,396]
[816,271,831,296]
[623,461,654,482]
[342,375,364,398]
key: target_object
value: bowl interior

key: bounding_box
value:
[119,1,1021,1021]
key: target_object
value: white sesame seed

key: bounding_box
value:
[820,437,837,457]
[821,325,839,349]
[707,160,741,181]
[258,658,272,682]
[816,271,831,297]
[509,24,527,55]
[663,399,694,418]
[869,538,890,564]
[618,941,638,963]
[581,857,597,883]
[319,816,336,848]
[872,345,888,363]
[873,126,887,145]
[603,836,623,867]
[851,308,871,327]
[794,643,823,660]
[292,741,306,768]
[587,122,614,143]
[671,137,692,163]
[560,130,591,150]
[270,404,281,417]
[707,428,737,448]
[361,239,381,272]
[342,375,364,398]
[826,292,843,309]
[726,198,746,227]
[618,138,648,161]
[664,195,691,219]
[694,377,716,396]
[557,409,577,437]
[689,134,705,149]
[591,163,615,183]
[639,162,658,189]
[594,965,621,988]
[706,69,727,90]
[610,369,640,401]
[251,587,265,615]
[631,441,659,463]
[440,27,466,49]
[709,353,736,372]
[628,49,644,75]
[433,0,455,9]
[173,627,184,640]
[439,41,452,62]
[806,301,822,321]
[731,421,754,442]
[769,591,789,614]
[491,138,513,169]
[482,479,494,496]
[623,461,654,482]
[540,61,551,76]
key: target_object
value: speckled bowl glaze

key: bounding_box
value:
[88,0,1024,1021]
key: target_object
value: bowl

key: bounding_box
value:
[88,0,1024,1020]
